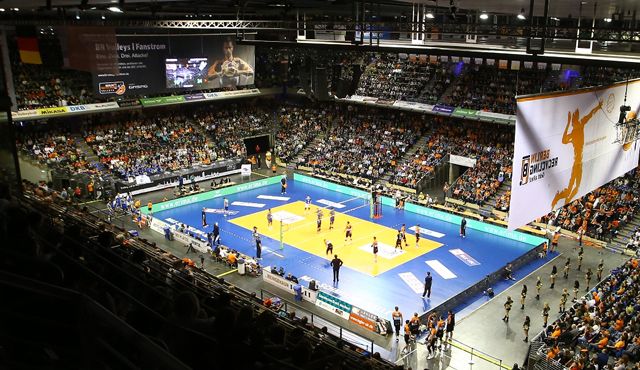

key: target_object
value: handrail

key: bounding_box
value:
[259,288,380,355]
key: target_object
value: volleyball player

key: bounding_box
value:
[267,208,273,229]
[395,229,403,251]
[316,208,323,232]
[325,239,334,255]
[305,195,311,212]
[223,197,229,217]
[415,224,421,247]
[372,236,379,263]
[344,221,353,243]
[280,176,287,194]
[401,224,408,247]
[329,209,335,229]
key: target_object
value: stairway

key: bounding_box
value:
[479,178,512,219]
[608,213,640,254]
[74,135,101,170]
[287,131,326,169]
[379,132,430,185]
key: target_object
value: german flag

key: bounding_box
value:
[16,26,42,64]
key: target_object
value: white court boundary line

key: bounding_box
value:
[456,252,564,324]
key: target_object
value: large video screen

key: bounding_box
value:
[165,58,208,88]
[89,34,255,97]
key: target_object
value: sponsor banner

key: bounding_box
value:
[84,101,120,110]
[12,101,121,120]
[231,201,265,208]
[408,226,445,238]
[392,100,434,112]
[425,260,457,279]
[452,108,478,117]
[263,268,295,291]
[170,228,210,253]
[316,199,346,209]
[203,92,220,99]
[346,95,371,102]
[509,80,640,229]
[37,106,69,115]
[315,291,352,320]
[149,217,170,234]
[184,93,205,101]
[240,164,252,176]
[380,196,395,207]
[358,242,404,260]
[117,99,142,108]
[271,210,304,224]
[11,109,38,119]
[404,202,547,246]
[140,95,186,107]
[476,110,515,122]
[376,99,395,106]
[398,272,424,294]
[293,173,371,200]
[257,195,290,201]
[432,104,455,114]
[144,175,281,214]
[449,248,480,266]
[349,306,378,332]
[449,154,477,168]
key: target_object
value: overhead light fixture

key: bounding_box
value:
[0,8,5,12]
[604,17,612,22]
[101,14,106,20]
[517,8,526,20]
[76,14,80,19]
[12,8,19,11]
[108,6,123,13]
[479,12,489,20]
[426,12,434,19]
[550,16,560,21]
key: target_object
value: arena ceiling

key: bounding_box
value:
[1,0,638,19]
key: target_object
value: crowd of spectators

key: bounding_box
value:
[85,114,221,180]
[355,53,435,102]
[440,64,548,114]
[303,107,422,181]
[274,105,331,164]
[541,257,640,370]
[16,126,97,174]
[389,119,513,201]
[541,169,640,242]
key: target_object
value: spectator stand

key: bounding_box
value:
[525,257,640,370]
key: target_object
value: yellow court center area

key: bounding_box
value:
[230,201,442,276]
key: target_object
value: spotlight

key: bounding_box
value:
[480,12,489,20]
[76,14,80,19]
[604,17,612,22]
[517,9,526,20]
[101,14,106,20]
[426,12,434,19]
[108,6,123,13]
[550,17,560,21]
[0,8,5,12]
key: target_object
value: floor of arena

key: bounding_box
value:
[151,176,544,318]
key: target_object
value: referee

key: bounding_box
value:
[253,226,262,259]
[330,254,343,283]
